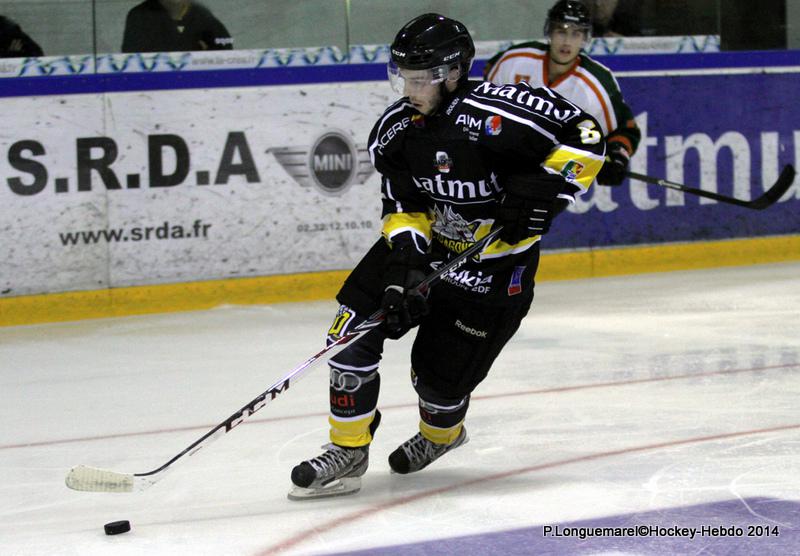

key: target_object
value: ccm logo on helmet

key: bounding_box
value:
[391,49,406,58]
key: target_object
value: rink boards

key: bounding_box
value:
[0,49,799,325]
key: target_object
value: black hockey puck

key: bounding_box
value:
[104,520,131,535]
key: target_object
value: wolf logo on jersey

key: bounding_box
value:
[431,205,481,243]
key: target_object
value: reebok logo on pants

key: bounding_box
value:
[455,319,487,338]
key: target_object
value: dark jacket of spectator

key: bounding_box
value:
[122,0,233,53]
[590,0,642,37]
[0,15,44,58]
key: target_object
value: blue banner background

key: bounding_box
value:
[545,71,800,250]
[2,50,798,251]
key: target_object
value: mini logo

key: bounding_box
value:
[485,115,502,136]
[507,265,526,296]
[269,129,375,195]
[411,114,425,128]
[561,160,585,181]
[435,151,453,173]
[310,132,355,192]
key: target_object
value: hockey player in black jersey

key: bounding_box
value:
[288,13,606,500]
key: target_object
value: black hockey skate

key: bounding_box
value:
[288,411,380,500]
[388,426,469,474]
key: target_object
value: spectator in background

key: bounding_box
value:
[0,15,44,58]
[586,0,642,37]
[122,0,233,53]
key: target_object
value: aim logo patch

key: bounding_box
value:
[485,115,502,136]
[561,160,585,181]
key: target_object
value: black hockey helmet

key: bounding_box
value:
[544,0,592,38]
[389,13,475,84]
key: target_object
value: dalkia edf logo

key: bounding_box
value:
[269,129,375,195]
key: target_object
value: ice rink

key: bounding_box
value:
[1,262,799,555]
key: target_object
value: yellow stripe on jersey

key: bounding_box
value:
[382,212,433,244]
[420,420,464,445]
[544,145,604,192]
[429,221,540,260]
[468,221,539,260]
[329,413,379,447]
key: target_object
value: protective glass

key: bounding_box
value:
[387,61,456,94]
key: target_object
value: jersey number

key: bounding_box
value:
[328,309,354,337]
[578,120,602,145]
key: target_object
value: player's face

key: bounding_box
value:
[399,69,445,115]
[549,23,588,65]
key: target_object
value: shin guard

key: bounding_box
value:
[414,372,470,444]
[326,305,385,447]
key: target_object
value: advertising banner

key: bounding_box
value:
[0,83,393,296]
[546,71,800,250]
[1,65,799,298]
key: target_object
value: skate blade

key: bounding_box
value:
[287,477,361,501]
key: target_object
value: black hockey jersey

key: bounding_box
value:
[366,80,605,301]
[369,80,604,257]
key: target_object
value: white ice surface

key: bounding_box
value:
[1,262,798,555]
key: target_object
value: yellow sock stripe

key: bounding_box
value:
[419,420,464,445]
[329,413,377,448]
[1,235,798,326]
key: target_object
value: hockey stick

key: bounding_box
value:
[625,164,795,210]
[65,227,503,493]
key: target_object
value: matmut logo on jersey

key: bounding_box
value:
[412,173,501,201]
[269,129,375,195]
[474,82,580,121]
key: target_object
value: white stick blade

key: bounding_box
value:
[65,465,134,493]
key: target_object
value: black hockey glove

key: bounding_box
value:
[493,173,567,245]
[597,143,630,186]
[381,244,430,339]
